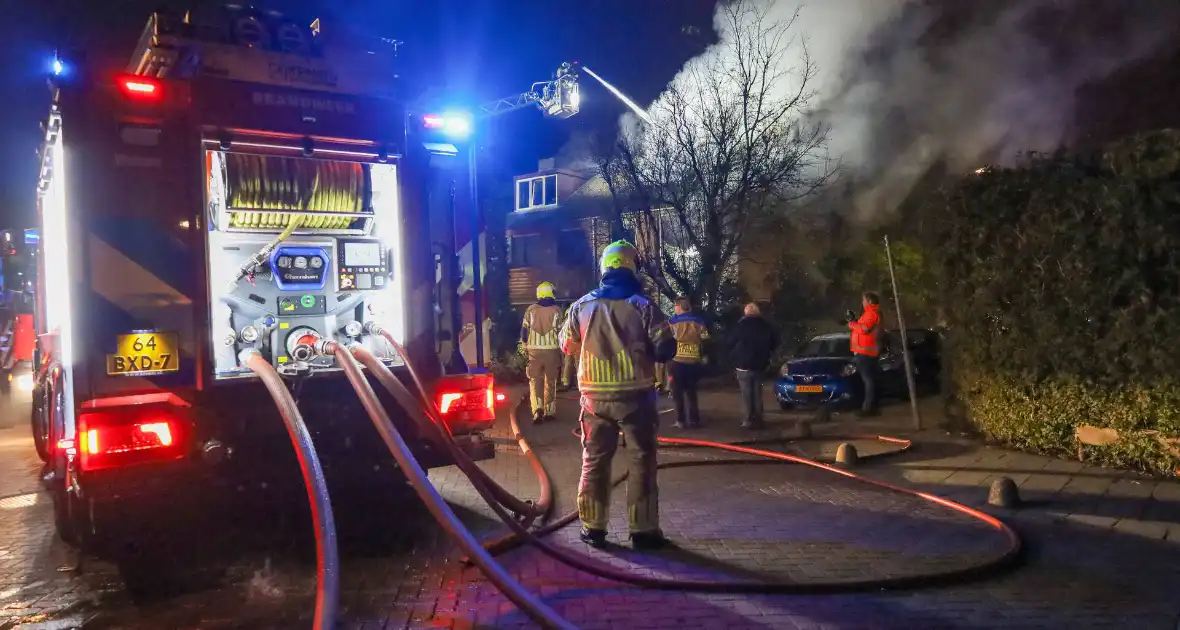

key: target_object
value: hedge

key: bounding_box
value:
[931,130,1180,475]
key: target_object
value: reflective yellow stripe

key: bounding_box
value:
[529,378,543,414]
[528,327,559,349]
[628,498,659,533]
[578,493,609,530]
[578,348,652,392]
[675,342,701,361]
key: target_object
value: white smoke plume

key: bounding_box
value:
[646,0,1180,223]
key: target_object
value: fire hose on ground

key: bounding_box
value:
[356,330,1023,610]
[254,324,1024,630]
[309,337,575,630]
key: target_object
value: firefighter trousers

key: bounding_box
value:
[526,349,562,416]
[577,397,660,533]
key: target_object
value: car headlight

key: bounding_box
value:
[780,364,791,377]
[841,363,858,377]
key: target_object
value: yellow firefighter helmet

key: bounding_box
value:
[536,281,556,299]
[600,240,638,275]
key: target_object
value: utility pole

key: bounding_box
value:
[884,235,922,430]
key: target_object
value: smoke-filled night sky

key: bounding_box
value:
[633,0,1180,223]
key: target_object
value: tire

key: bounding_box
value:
[46,371,82,545]
[51,481,82,546]
[31,384,49,462]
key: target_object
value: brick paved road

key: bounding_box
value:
[0,389,1178,629]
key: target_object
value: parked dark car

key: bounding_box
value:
[774,329,942,410]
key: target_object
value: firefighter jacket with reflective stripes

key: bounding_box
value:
[849,303,881,357]
[669,313,709,364]
[560,272,675,400]
[522,300,562,350]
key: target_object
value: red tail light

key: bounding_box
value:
[435,373,496,433]
[116,75,162,101]
[77,400,189,471]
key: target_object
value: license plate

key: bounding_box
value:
[795,385,823,393]
[106,332,179,376]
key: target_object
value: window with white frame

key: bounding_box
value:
[515,174,558,211]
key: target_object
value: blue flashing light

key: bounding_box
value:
[441,112,473,138]
[53,59,64,76]
[423,112,474,139]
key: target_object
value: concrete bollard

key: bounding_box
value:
[988,477,1020,508]
[835,443,859,467]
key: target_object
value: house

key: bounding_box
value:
[504,158,615,309]
[503,156,759,315]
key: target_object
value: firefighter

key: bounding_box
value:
[652,304,671,396]
[848,291,882,417]
[668,297,708,429]
[560,240,676,550]
[522,282,563,424]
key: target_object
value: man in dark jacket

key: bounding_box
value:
[730,303,778,429]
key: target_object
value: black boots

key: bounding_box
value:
[579,527,606,548]
[630,530,670,551]
[580,527,670,551]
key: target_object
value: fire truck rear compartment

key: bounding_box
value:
[204,149,408,380]
[76,374,489,554]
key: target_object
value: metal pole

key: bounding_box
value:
[447,183,465,373]
[884,235,921,430]
[469,138,485,368]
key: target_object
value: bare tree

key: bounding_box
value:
[597,0,834,313]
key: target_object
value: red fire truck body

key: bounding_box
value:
[32,8,494,584]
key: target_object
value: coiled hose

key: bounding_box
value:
[239,349,339,630]
[313,340,575,630]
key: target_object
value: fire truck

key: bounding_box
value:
[30,7,579,587]
[0,229,36,398]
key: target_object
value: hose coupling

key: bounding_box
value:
[312,338,339,357]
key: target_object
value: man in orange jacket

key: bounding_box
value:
[848,291,882,417]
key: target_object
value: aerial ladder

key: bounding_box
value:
[478,62,581,120]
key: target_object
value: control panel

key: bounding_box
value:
[271,246,329,291]
[206,152,404,380]
[337,238,389,291]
